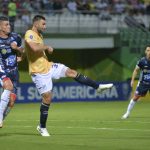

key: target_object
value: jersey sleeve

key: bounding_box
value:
[0,54,5,74]
[11,32,22,47]
[16,34,22,47]
[25,30,39,43]
[136,59,142,69]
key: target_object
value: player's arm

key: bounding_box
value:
[11,42,25,62]
[10,42,24,54]
[10,33,24,54]
[16,56,22,62]
[25,41,53,54]
[25,31,53,54]
[16,47,26,62]
[16,52,25,62]
[130,66,140,87]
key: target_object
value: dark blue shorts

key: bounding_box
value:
[0,68,19,94]
[135,82,150,96]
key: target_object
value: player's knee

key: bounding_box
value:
[133,95,141,101]
[42,92,52,104]
[3,78,14,91]
[9,93,17,107]
[66,68,77,78]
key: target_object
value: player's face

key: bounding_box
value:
[145,47,150,59]
[0,21,11,35]
[37,19,46,33]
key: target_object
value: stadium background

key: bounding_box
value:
[1,1,150,150]
[7,0,149,102]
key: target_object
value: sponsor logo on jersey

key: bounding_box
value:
[1,49,7,54]
[143,69,150,73]
[0,44,5,47]
[144,66,149,68]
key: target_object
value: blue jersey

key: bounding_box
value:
[0,32,22,72]
[137,57,150,84]
[0,32,22,94]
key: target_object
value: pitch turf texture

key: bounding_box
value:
[0,101,150,150]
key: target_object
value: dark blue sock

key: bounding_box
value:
[74,73,99,89]
[40,103,50,128]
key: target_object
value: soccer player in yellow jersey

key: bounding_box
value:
[24,15,113,137]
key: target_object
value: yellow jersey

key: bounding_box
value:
[24,30,53,74]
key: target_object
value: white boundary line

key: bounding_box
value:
[5,125,150,132]
[4,119,150,132]
[67,126,150,132]
[6,119,150,124]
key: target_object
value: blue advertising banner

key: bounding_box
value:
[0,81,131,103]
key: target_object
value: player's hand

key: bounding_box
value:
[17,47,24,54]
[46,46,53,54]
[17,56,22,62]
[11,42,24,53]
[10,42,18,50]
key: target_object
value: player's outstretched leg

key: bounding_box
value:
[74,73,113,93]
[65,69,113,92]
[96,83,113,93]
[3,93,17,120]
[121,99,137,119]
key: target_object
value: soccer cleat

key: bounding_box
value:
[0,121,3,128]
[121,112,129,119]
[37,125,50,137]
[97,83,113,93]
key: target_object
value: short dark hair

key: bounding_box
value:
[0,16,9,22]
[32,15,46,23]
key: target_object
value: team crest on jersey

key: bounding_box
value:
[30,35,33,39]
[1,49,7,54]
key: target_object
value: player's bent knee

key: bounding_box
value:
[133,95,141,101]
[9,93,17,107]
[2,78,13,91]
[42,92,52,104]
[66,68,77,78]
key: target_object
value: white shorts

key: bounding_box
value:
[31,63,68,95]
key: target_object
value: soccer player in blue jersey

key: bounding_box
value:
[0,16,24,127]
[122,47,150,119]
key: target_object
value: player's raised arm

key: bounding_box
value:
[25,41,53,53]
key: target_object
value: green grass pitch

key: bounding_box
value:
[0,101,150,150]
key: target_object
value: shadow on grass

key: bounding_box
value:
[0,132,38,137]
